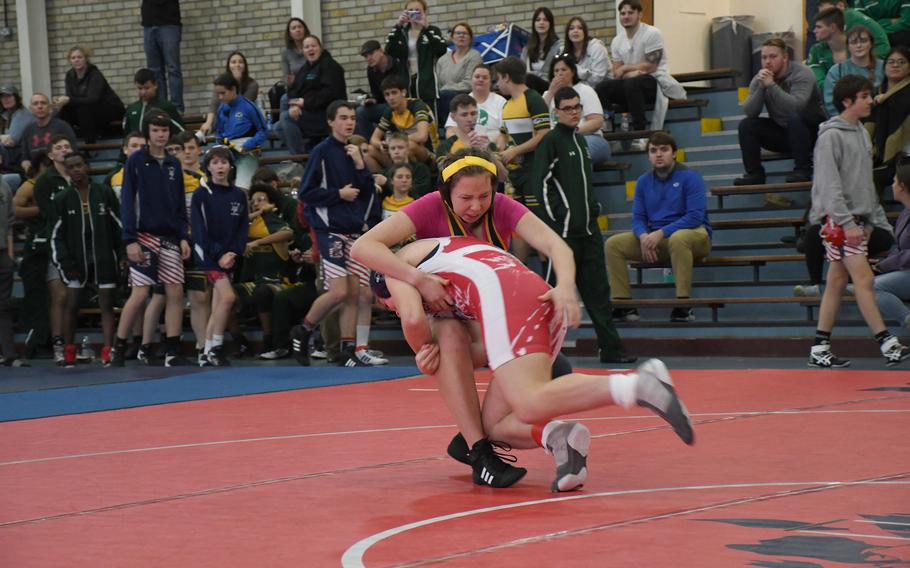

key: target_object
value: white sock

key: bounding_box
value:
[356,325,370,349]
[540,420,565,453]
[212,334,224,349]
[204,339,213,354]
[609,372,638,409]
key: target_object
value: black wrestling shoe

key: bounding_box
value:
[468,438,527,488]
[447,432,471,465]
[290,325,312,366]
[635,358,695,445]
[207,346,231,367]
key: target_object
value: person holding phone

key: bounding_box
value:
[385,0,448,118]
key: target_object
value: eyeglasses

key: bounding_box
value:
[848,36,871,45]
[886,58,909,66]
[451,30,470,36]
[165,146,181,154]
[557,103,583,113]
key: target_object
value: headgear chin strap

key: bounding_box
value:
[369,270,392,299]
[441,156,498,183]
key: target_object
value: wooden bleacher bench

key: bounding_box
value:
[629,254,804,284]
[82,141,122,152]
[613,295,854,322]
[608,98,710,125]
[711,181,812,209]
[593,160,631,172]
[671,68,739,86]
[259,153,308,166]
[603,129,660,142]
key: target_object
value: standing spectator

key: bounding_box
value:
[605,131,712,323]
[290,101,381,367]
[212,73,268,190]
[810,0,891,87]
[142,0,183,112]
[385,0,448,117]
[357,40,406,139]
[872,161,910,333]
[444,64,507,140]
[867,46,910,180]
[0,84,35,183]
[543,54,610,163]
[0,177,24,366]
[521,7,564,93]
[191,147,249,366]
[282,18,311,86]
[854,0,910,51]
[366,75,438,171]
[280,35,347,155]
[809,74,909,368]
[824,25,884,117]
[50,152,122,367]
[200,52,260,136]
[110,111,191,367]
[531,85,632,359]
[596,0,687,151]
[435,23,483,127]
[734,37,826,186]
[123,69,184,135]
[12,153,51,357]
[19,93,76,175]
[562,17,611,89]
[53,47,125,144]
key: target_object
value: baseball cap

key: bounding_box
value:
[0,84,18,96]
[360,40,381,56]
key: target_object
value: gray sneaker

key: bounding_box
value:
[544,421,590,492]
[258,348,289,360]
[794,284,821,297]
[635,359,695,445]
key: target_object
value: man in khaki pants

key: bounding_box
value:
[605,132,712,322]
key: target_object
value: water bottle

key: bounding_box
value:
[261,95,272,130]
[602,110,614,133]
[620,113,631,133]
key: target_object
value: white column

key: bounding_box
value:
[15,0,51,96]
[291,0,322,38]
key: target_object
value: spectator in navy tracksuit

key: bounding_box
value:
[289,100,381,367]
[111,110,190,367]
[191,146,249,366]
[213,73,268,190]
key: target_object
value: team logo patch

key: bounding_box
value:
[230,202,242,216]
[328,239,344,259]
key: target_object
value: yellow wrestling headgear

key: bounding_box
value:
[440,155,498,183]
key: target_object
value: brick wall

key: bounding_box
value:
[0,1,21,90]
[11,1,614,119]
[323,0,617,95]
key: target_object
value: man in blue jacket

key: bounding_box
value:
[110,110,191,367]
[290,100,380,367]
[604,132,712,322]
[213,73,268,191]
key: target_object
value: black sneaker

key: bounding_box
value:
[733,174,766,186]
[635,359,695,445]
[123,341,140,360]
[670,307,695,322]
[880,337,910,367]
[197,349,212,367]
[109,346,125,368]
[340,347,369,367]
[468,438,527,488]
[612,307,640,322]
[808,346,851,368]
[785,169,812,183]
[290,325,312,366]
[164,353,192,367]
[136,344,154,366]
[207,346,231,367]
[447,432,471,465]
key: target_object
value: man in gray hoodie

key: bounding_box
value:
[734,37,826,186]
[809,73,909,368]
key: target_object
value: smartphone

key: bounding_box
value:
[406,9,421,22]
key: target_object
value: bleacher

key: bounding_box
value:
[10,67,905,358]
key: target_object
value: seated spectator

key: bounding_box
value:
[384,131,434,196]
[867,46,910,181]
[356,40,406,139]
[521,7,563,93]
[123,68,184,135]
[435,94,505,177]
[435,23,483,128]
[543,54,610,163]
[824,25,884,117]
[605,132,712,323]
[53,47,125,144]
[279,35,347,154]
[734,37,826,186]
[212,73,269,189]
[105,131,146,200]
[200,51,260,135]
[381,163,416,219]
[443,63,506,140]
[366,75,438,171]
[595,0,686,151]
[873,161,910,332]
[385,0,447,117]
[50,152,122,367]
[258,245,318,360]
[809,0,890,87]
[20,93,77,175]
[238,182,294,356]
[0,84,35,181]
[854,0,910,53]
[562,16,611,89]
[282,17,311,86]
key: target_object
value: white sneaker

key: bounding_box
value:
[629,138,648,152]
[258,348,289,360]
[794,284,821,297]
[543,421,590,492]
[354,348,389,365]
[309,348,327,359]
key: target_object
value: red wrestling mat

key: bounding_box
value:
[0,368,908,567]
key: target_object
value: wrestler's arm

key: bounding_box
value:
[386,277,433,353]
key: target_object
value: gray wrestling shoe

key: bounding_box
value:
[544,421,590,492]
[635,359,695,445]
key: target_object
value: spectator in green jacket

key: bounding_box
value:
[122,68,184,135]
[808,1,890,88]
[854,0,910,50]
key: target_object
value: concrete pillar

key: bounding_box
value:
[15,0,51,96]
[291,0,322,38]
